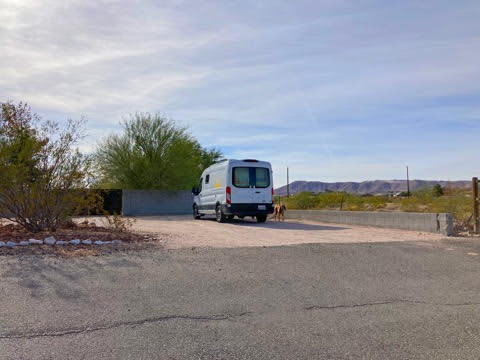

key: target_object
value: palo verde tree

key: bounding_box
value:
[0,101,95,232]
[95,112,222,190]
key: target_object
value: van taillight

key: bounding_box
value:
[272,188,275,196]
[226,186,231,204]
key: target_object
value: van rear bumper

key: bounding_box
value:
[221,203,274,216]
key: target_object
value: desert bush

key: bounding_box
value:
[103,213,135,233]
[286,192,317,209]
[433,184,444,197]
[0,101,98,232]
[285,191,388,211]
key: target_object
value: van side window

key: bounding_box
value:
[205,174,210,184]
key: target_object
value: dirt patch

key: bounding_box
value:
[0,221,163,256]
[384,202,402,211]
[125,215,446,249]
[0,222,145,243]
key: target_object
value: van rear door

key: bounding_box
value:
[231,167,253,203]
[231,166,271,204]
[252,167,271,205]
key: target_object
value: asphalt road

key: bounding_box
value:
[2,238,480,359]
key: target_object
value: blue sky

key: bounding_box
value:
[1,0,479,186]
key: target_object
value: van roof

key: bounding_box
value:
[205,159,271,171]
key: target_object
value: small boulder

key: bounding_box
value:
[0,241,5,247]
[29,238,43,245]
[18,241,29,246]
[69,239,81,245]
[94,240,105,245]
[44,236,56,245]
[56,241,67,245]
[6,241,17,247]
[112,240,123,244]
[82,239,92,245]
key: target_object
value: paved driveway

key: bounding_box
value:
[3,229,480,359]
[128,215,444,248]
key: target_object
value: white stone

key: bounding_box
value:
[94,240,105,245]
[6,241,17,247]
[44,236,56,245]
[0,241,5,247]
[56,241,67,245]
[82,239,92,245]
[18,241,29,246]
[103,241,113,244]
[69,239,81,245]
[29,238,43,245]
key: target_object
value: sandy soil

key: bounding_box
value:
[126,215,445,249]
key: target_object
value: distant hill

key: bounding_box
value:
[275,180,470,196]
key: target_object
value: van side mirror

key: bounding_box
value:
[192,186,199,195]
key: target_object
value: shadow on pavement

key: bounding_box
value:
[3,255,142,301]
[204,218,348,231]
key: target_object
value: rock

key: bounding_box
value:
[56,241,67,245]
[0,241,5,247]
[44,236,56,245]
[94,240,105,245]
[6,241,17,247]
[18,241,29,246]
[112,240,123,244]
[82,239,92,245]
[69,239,81,245]
[103,241,113,244]
[29,238,43,245]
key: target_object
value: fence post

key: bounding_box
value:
[473,177,479,234]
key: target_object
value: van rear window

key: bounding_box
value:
[255,168,269,187]
[233,167,250,188]
[232,167,270,188]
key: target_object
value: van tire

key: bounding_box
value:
[193,204,201,220]
[256,215,267,223]
[215,205,226,223]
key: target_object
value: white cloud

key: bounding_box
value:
[1,0,479,185]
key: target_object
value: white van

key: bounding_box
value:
[192,159,274,223]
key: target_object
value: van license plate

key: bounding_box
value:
[257,205,266,210]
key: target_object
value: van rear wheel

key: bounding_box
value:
[193,204,201,220]
[256,215,267,223]
[215,205,226,223]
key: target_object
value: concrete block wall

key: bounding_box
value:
[286,210,454,236]
[122,190,192,216]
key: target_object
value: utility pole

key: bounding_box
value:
[406,166,410,198]
[473,177,479,234]
[286,167,290,198]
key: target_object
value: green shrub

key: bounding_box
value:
[0,101,98,232]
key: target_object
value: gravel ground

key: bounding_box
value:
[124,215,445,249]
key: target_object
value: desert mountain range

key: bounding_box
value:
[275,180,470,196]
